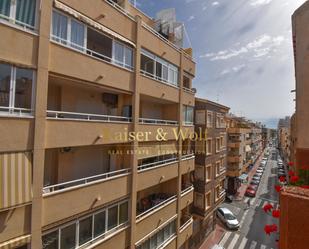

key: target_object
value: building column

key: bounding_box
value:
[176,52,184,249]
[129,15,142,249]
[31,0,53,248]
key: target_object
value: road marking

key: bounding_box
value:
[227,233,240,249]
[249,240,257,249]
[260,245,267,249]
[255,199,262,207]
[239,209,249,227]
[238,237,248,249]
[219,231,232,247]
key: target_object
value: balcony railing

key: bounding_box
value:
[136,195,177,220]
[0,13,36,31]
[51,35,134,71]
[181,154,195,161]
[47,110,132,123]
[183,87,196,94]
[0,106,33,117]
[139,117,178,125]
[181,184,194,196]
[140,70,179,89]
[180,217,193,232]
[105,0,135,21]
[137,157,178,171]
[183,121,194,126]
[43,168,130,195]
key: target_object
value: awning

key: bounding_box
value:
[238,173,248,180]
[246,145,252,152]
[0,152,32,210]
[54,0,136,47]
[0,234,31,249]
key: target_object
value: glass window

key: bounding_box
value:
[52,11,68,44]
[150,233,157,248]
[114,41,124,66]
[124,46,133,69]
[15,68,33,109]
[107,205,118,230]
[141,239,150,249]
[42,231,59,249]
[16,0,36,27]
[163,225,170,240]
[162,65,168,82]
[155,61,162,80]
[119,202,128,224]
[0,63,11,108]
[94,210,106,237]
[60,224,76,249]
[141,54,155,75]
[0,0,10,17]
[79,216,93,246]
[157,229,164,246]
[71,19,85,50]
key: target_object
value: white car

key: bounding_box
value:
[260,161,267,166]
[217,207,239,229]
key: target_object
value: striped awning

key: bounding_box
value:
[54,0,136,47]
[0,234,31,249]
[0,152,32,210]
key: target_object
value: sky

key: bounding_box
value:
[135,0,307,128]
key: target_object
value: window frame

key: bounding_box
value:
[206,139,212,155]
[0,63,35,116]
[207,111,213,128]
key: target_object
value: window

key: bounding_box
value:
[194,192,204,209]
[216,161,220,176]
[206,165,211,182]
[140,49,179,86]
[42,200,129,249]
[195,110,205,124]
[71,19,85,50]
[183,105,194,124]
[206,139,212,155]
[136,220,176,249]
[79,217,92,246]
[206,192,211,209]
[0,63,34,115]
[220,137,224,149]
[0,0,37,29]
[194,165,204,181]
[207,111,213,128]
[60,224,76,249]
[216,138,220,152]
[216,114,220,128]
[183,74,191,89]
[113,41,133,70]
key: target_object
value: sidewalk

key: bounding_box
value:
[234,151,264,201]
[198,224,226,249]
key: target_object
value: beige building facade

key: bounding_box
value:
[0,1,196,249]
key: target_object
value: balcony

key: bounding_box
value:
[180,184,194,210]
[0,23,38,67]
[180,154,195,175]
[42,145,131,225]
[178,217,193,247]
[0,115,34,152]
[137,156,178,191]
[228,141,241,148]
[135,195,177,242]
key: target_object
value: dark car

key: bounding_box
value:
[225,195,233,203]
[250,180,260,185]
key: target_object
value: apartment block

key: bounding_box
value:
[291,1,309,170]
[278,117,291,164]
[0,0,196,249]
[190,98,229,248]
[248,122,263,165]
[225,115,252,195]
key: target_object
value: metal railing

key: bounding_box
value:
[0,106,33,117]
[181,154,195,161]
[181,184,194,196]
[136,195,177,220]
[183,87,196,94]
[105,0,136,21]
[43,168,130,194]
[140,70,179,88]
[138,157,178,171]
[139,117,178,125]
[180,217,193,232]
[51,35,134,71]
[183,121,194,126]
[46,110,132,123]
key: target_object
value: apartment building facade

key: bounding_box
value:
[0,1,196,249]
[190,98,229,248]
[226,116,251,195]
[249,122,263,165]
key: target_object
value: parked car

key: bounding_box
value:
[256,169,264,173]
[250,180,260,185]
[217,207,240,229]
[262,157,268,161]
[252,175,261,181]
[278,172,286,178]
[245,187,257,197]
[260,161,267,166]
[225,195,233,203]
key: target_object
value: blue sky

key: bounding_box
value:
[136,0,306,128]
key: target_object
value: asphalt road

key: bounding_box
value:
[218,148,280,249]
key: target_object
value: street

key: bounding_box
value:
[218,149,280,249]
